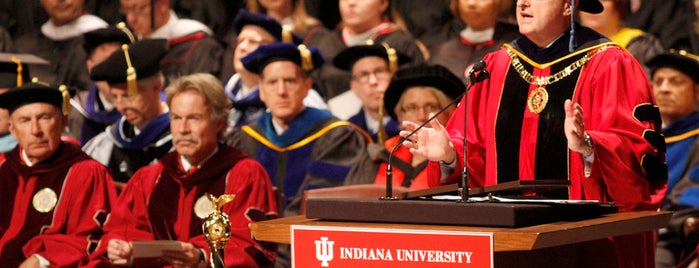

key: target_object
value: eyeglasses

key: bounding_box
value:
[352,68,391,83]
[401,104,441,115]
[120,3,150,15]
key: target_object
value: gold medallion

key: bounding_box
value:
[527,86,549,114]
[33,188,57,213]
[194,195,214,219]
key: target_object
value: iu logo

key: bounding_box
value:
[314,236,334,267]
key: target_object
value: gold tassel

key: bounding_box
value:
[298,44,313,72]
[59,85,70,116]
[382,43,398,74]
[121,44,138,96]
[10,56,22,87]
[675,49,699,62]
[282,25,293,43]
[117,22,136,43]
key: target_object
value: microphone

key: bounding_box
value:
[459,59,489,202]
[468,59,489,83]
[382,61,490,200]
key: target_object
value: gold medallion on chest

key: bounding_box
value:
[527,86,549,114]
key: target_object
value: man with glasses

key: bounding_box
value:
[223,10,326,133]
[331,42,410,143]
[120,0,223,82]
[82,39,172,188]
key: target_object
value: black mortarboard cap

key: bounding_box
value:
[0,53,48,89]
[241,42,324,75]
[232,9,302,44]
[384,64,465,120]
[83,22,135,56]
[333,41,411,74]
[90,39,168,94]
[647,49,699,83]
[0,82,73,115]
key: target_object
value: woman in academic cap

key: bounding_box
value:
[373,64,463,190]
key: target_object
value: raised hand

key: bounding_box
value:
[564,99,592,156]
[400,113,455,163]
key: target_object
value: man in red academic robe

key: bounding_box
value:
[401,0,667,267]
[0,82,117,267]
[89,73,278,267]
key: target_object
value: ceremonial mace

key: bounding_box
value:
[202,193,235,268]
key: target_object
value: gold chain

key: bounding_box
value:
[506,46,609,87]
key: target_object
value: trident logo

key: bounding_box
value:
[314,236,334,267]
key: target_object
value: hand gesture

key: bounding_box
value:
[400,114,455,163]
[564,99,592,156]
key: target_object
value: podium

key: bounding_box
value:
[250,210,671,267]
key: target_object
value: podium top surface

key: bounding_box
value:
[250,211,671,252]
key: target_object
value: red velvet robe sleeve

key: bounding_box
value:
[22,160,117,267]
[571,48,666,212]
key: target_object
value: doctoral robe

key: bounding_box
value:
[89,145,278,267]
[428,26,667,268]
[0,142,116,267]
[226,108,373,217]
[374,135,430,190]
[83,113,172,183]
[657,112,699,267]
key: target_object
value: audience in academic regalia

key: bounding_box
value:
[88,73,278,268]
[70,25,134,146]
[225,41,375,268]
[0,82,117,267]
[307,0,426,101]
[12,0,106,92]
[0,53,47,153]
[120,0,224,83]
[648,50,699,268]
[222,10,326,134]
[82,39,172,188]
[373,64,463,190]
[220,0,327,82]
[430,0,520,84]
[579,0,663,77]
[6,0,699,267]
[330,42,409,141]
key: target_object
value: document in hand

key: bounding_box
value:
[131,240,182,266]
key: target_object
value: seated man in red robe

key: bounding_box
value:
[89,73,279,267]
[0,82,117,267]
